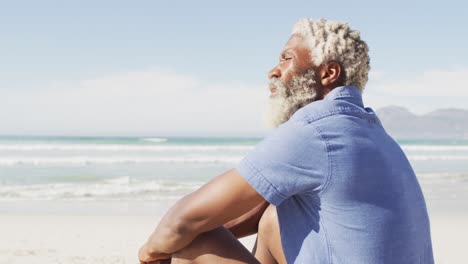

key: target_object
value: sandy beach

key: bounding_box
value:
[0,200,466,264]
[0,200,257,264]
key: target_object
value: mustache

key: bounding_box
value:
[269,77,284,89]
[268,77,289,97]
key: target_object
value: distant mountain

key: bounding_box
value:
[376,106,468,139]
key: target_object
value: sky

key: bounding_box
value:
[1,0,467,136]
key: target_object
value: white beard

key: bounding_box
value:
[264,69,319,128]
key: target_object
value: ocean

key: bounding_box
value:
[0,136,467,204]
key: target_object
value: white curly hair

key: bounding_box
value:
[292,18,370,91]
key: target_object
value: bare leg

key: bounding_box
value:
[171,227,260,264]
[253,205,287,264]
[171,205,286,264]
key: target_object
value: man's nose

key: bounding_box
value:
[268,67,281,79]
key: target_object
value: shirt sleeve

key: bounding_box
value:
[235,120,328,205]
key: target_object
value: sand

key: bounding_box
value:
[0,214,256,264]
[0,205,466,263]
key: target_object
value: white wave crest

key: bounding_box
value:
[141,137,168,143]
[408,155,468,161]
[0,155,244,166]
[416,172,468,184]
[0,144,254,152]
[402,145,468,151]
[0,177,203,201]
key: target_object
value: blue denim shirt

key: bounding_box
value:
[236,86,434,263]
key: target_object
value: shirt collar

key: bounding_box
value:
[324,85,364,108]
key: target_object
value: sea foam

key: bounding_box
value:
[0,177,202,201]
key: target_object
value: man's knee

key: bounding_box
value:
[259,204,278,236]
[171,227,258,264]
[171,228,220,263]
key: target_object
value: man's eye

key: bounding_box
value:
[280,57,292,62]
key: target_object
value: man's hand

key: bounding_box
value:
[138,243,171,264]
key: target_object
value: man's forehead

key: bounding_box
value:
[281,33,310,55]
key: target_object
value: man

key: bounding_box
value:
[139,18,434,264]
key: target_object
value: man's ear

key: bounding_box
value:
[319,61,343,88]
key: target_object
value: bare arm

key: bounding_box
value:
[223,200,269,238]
[139,168,265,262]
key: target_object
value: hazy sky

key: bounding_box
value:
[1,0,467,136]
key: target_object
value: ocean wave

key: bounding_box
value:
[1,154,467,166]
[141,137,168,143]
[407,155,468,161]
[0,155,244,166]
[0,177,202,201]
[1,172,465,201]
[416,172,468,184]
[417,172,468,179]
[3,143,468,152]
[0,144,254,152]
[402,145,468,151]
